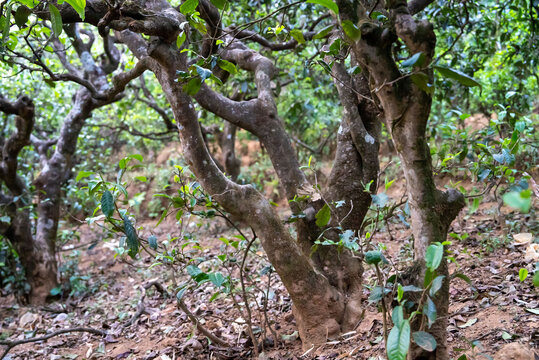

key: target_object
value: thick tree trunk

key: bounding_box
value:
[1,198,57,303]
[32,89,93,302]
[335,0,465,358]
[1,24,131,302]
[391,92,464,359]
[114,28,367,347]
[0,95,58,303]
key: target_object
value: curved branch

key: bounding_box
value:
[0,95,34,195]
[231,28,317,51]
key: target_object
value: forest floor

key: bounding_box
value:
[0,148,538,359]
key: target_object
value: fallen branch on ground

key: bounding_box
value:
[177,298,230,347]
[0,327,107,360]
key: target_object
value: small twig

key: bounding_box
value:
[177,299,230,347]
[374,264,389,343]
[124,290,148,328]
[0,327,106,360]
[239,235,260,357]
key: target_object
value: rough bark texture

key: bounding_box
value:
[335,0,465,358]
[109,0,378,347]
[0,95,56,303]
[42,0,378,348]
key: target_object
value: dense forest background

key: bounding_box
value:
[0,0,537,359]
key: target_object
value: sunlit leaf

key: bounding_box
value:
[49,4,63,37]
[315,204,331,227]
[434,66,481,88]
[307,0,338,14]
[387,319,410,360]
[180,0,199,15]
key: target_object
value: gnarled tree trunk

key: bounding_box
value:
[336,0,465,358]
[0,23,146,303]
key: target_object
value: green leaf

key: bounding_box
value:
[14,6,31,27]
[2,4,13,45]
[501,331,513,340]
[392,305,404,327]
[503,190,531,213]
[148,235,158,250]
[429,275,445,297]
[128,154,144,162]
[176,286,188,300]
[313,24,333,39]
[401,52,425,67]
[135,176,147,182]
[64,0,86,20]
[425,243,444,271]
[194,64,213,81]
[397,284,404,302]
[17,0,38,8]
[123,216,138,259]
[401,285,423,292]
[412,331,437,352]
[49,4,63,37]
[209,272,225,287]
[365,250,383,265]
[453,273,472,285]
[341,20,361,40]
[183,77,202,95]
[315,204,331,227]
[434,66,481,88]
[387,319,410,360]
[533,271,539,288]
[156,208,168,226]
[100,190,114,218]
[410,72,434,95]
[519,268,528,282]
[423,296,437,328]
[307,0,338,14]
[368,286,389,303]
[176,31,186,49]
[50,287,62,296]
[290,29,306,44]
[210,0,226,10]
[187,265,203,277]
[180,0,199,15]
[218,59,237,74]
[76,170,94,181]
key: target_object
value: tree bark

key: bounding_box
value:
[0,23,143,303]
[335,0,465,358]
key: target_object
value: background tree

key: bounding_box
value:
[0,20,148,302]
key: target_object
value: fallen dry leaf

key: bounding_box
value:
[513,233,533,246]
[458,318,478,328]
[524,243,539,262]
